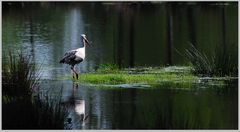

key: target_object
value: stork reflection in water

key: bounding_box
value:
[65,83,89,129]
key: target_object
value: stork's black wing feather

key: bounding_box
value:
[59,50,77,64]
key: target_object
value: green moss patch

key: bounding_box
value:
[59,66,198,86]
[58,66,236,89]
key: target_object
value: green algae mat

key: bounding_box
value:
[58,66,237,89]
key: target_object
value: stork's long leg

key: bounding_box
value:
[71,66,75,79]
[71,65,78,80]
[74,66,79,80]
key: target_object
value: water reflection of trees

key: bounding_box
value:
[102,87,238,129]
[3,2,238,69]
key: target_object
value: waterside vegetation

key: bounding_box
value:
[2,52,68,129]
[60,64,236,88]
[185,44,238,77]
[59,44,238,87]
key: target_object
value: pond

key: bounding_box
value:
[2,2,238,129]
[39,79,238,129]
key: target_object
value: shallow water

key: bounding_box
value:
[40,78,238,129]
[2,2,238,129]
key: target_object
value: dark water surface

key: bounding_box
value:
[40,80,238,129]
[2,2,238,129]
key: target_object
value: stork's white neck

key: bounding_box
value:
[82,39,87,48]
[75,38,87,59]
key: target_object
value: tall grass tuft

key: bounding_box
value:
[213,45,238,77]
[2,51,40,101]
[185,44,237,77]
[2,51,68,129]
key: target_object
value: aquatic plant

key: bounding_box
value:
[2,51,40,101]
[33,92,68,129]
[59,64,233,88]
[96,63,120,73]
[63,66,199,86]
[185,44,237,77]
[78,73,156,84]
[213,44,238,76]
[185,44,214,76]
[2,51,68,129]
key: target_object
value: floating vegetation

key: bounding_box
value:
[59,66,197,84]
[96,63,120,73]
[58,65,237,89]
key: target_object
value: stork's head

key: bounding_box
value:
[81,34,90,47]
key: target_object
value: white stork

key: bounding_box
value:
[60,34,90,79]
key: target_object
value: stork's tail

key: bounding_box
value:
[59,58,65,63]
